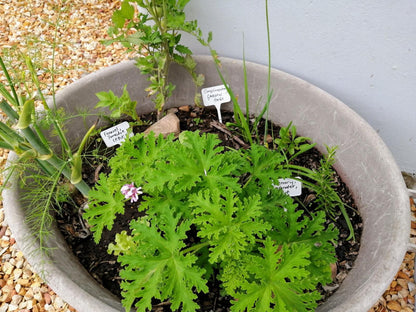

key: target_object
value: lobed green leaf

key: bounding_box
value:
[119,211,208,312]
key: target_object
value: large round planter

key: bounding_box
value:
[3,56,410,312]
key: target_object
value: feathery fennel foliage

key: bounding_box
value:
[85,131,340,312]
[7,159,74,257]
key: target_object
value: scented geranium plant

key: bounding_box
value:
[84,130,340,312]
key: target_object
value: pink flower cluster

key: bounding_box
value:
[121,182,143,203]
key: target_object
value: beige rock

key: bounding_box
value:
[18,301,28,309]
[330,263,337,280]
[26,299,34,309]
[14,283,21,293]
[143,113,180,138]
[28,299,37,310]
[24,288,34,300]
[0,239,9,248]
[397,270,411,280]
[13,268,23,280]
[44,292,52,304]
[33,291,43,302]
[2,262,14,275]
[166,107,179,114]
[8,257,16,267]
[2,253,11,261]
[0,246,8,257]
[15,250,24,259]
[0,303,9,312]
[397,278,408,288]
[11,294,23,305]
[398,288,409,299]
[386,300,401,311]
[15,258,24,269]
[18,287,26,297]
[22,268,33,278]
[178,105,190,112]
[1,287,13,303]
[8,303,19,311]
[17,278,31,287]
[53,296,65,309]
[0,225,6,238]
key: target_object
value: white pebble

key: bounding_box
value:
[0,304,9,312]
[14,283,21,293]
[53,296,65,308]
[18,301,27,309]
[11,294,23,305]
[8,303,18,311]
[0,247,8,256]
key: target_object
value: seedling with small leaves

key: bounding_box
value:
[103,0,205,118]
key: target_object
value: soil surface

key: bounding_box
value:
[56,106,362,311]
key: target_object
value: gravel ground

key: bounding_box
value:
[0,1,415,311]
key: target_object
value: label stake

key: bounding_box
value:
[201,85,231,123]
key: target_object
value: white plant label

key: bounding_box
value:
[274,178,302,197]
[100,121,132,147]
[201,84,231,123]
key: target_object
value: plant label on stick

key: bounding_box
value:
[100,121,132,147]
[273,178,302,197]
[201,85,231,123]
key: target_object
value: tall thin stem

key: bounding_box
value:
[263,0,272,142]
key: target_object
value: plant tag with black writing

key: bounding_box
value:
[201,85,231,123]
[273,178,302,197]
[100,121,132,147]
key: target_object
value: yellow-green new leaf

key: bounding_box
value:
[16,99,34,129]
[70,152,82,184]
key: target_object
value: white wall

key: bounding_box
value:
[183,1,416,173]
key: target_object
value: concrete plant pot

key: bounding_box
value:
[3,56,410,312]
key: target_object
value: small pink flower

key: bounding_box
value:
[121,182,143,203]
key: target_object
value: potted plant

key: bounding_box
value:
[1,0,410,311]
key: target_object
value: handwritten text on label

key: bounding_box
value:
[201,85,231,106]
[273,178,302,197]
[201,85,231,123]
[100,121,132,147]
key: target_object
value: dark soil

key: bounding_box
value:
[56,106,362,311]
